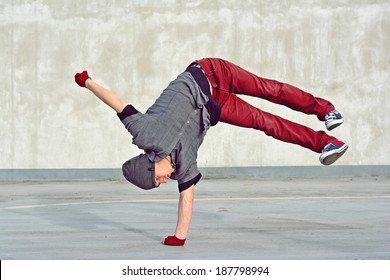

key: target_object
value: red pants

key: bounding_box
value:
[195,58,338,153]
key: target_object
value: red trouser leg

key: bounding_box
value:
[196,58,337,152]
[218,92,336,152]
[198,58,335,120]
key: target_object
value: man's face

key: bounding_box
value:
[154,156,175,185]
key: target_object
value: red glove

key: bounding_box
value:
[74,70,91,88]
[163,235,186,246]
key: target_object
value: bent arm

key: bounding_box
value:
[85,79,127,113]
[175,184,195,239]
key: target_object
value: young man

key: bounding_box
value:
[74,58,348,246]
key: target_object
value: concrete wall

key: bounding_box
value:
[1,0,389,169]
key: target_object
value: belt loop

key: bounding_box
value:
[198,60,217,88]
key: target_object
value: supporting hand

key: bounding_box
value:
[163,235,186,246]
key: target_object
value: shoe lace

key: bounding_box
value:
[325,111,338,121]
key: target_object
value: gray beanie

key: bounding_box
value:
[122,154,159,190]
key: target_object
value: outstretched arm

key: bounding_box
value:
[164,185,194,246]
[75,71,127,113]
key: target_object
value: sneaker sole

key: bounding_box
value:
[326,119,344,131]
[319,144,349,165]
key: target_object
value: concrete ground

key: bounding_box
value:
[0,176,389,260]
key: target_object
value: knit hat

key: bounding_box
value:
[122,154,159,190]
